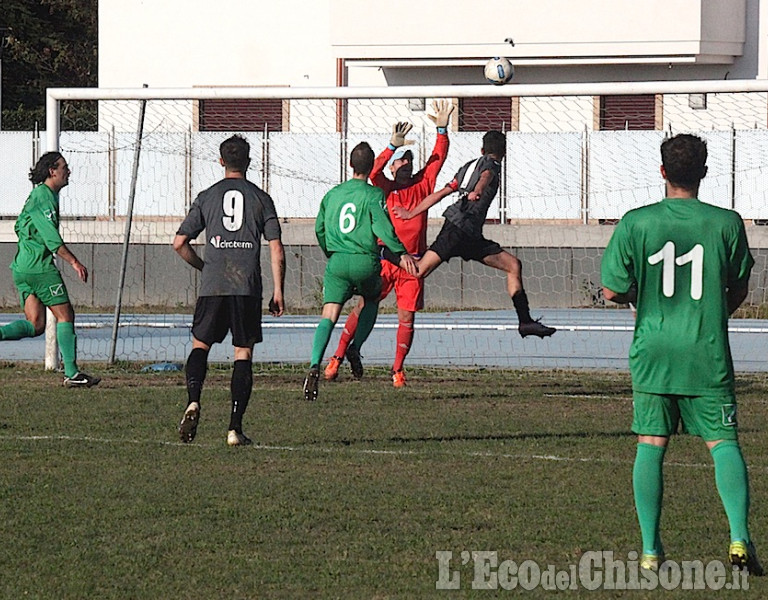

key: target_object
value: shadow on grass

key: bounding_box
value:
[324,429,635,446]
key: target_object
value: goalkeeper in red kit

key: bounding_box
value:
[324,100,453,388]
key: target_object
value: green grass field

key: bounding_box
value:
[2,362,768,599]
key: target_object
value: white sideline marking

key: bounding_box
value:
[70,320,768,334]
[0,433,745,471]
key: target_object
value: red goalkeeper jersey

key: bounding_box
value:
[370,132,449,256]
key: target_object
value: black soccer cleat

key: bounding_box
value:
[345,345,364,379]
[63,372,101,388]
[519,319,557,339]
[303,366,320,401]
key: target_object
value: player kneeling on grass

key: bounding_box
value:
[391,130,556,339]
[174,135,286,446]
[602,133,762,575]
[0,152,100,388]
[303,142,417,402]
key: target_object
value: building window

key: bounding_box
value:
[599,95,656,130]
[199,99,284,132]
[459,97,514,132]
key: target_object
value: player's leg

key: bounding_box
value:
[2,271,69,343]
[325,261,395,382]
[0,280,41,341]
[228,346,254,446]
[38,274,100,387]
[308,258,351,400]
[325,298,363,380]
[682,395,763,574]
[631,392,677,570]
[227,296,260,446]
[180,337,210,443]
[480,248,556,338]
[391,270,423,387]
[305,301,343,401]
[415,250,443,279]
[1,298,42,340]
[417,221,463,280]
[344,260,384,380]
[180,296,224,442]
[392,308,414,387]
[633,435,668,569]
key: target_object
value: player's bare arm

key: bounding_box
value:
[173,233,204,271]
[467,169,493,202]
[393,184,455,220]
[269,238,286,316]
[603,281,637,305]
[56,243,88,282]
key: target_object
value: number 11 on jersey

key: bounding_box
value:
[648,241,703,300]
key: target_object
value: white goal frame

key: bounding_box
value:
[42,79,768,369]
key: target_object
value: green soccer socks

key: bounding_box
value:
[310,318,335,368]
[711,440,751,544]
[0,319,36,341]
[633,442,666,555]
[56,321,79,378]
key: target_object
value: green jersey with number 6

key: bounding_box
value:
[315,178,406,258]
[601,197,754,395]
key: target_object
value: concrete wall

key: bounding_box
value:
[2,222,768,311]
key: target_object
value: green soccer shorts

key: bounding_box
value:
[632,391,739,441]
[13,269,71,307]
[322,253,382,305]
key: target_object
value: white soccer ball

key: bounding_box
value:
[484,57,514,85]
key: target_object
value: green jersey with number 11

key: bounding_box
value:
[601,197,754,395]
[315,178,406,258]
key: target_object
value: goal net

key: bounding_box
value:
[30,81,768,369]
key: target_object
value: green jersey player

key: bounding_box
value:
[602,134,761,575]
[303,142,417,401]
[0,152,100,387]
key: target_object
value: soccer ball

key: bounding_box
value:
[484,57,514,85]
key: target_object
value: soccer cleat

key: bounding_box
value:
[63,372,101,388]
[227,430,253,447]
[639,553,665,572]
[346,345,364,379]
[303,366,320,401]
[179,402,200,443]
[518,319,557,339]
[392,369,407,388]
[730,541,764,576]
[324,355,343,381]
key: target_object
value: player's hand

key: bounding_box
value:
[428,100,455,128]
[398,253,419,277]
[391,206,413,220]
[390,122,414,148]
[269,295,284,317]
[467,191,480,201]
[72,261,88,283]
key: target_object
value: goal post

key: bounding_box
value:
[40,79,768,368]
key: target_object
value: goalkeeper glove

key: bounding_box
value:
[428,100,455,129]
[390,122,413,148]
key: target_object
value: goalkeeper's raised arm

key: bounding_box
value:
[391,180,457,221]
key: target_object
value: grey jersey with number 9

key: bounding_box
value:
[177,178,282,297]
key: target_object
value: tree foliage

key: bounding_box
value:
[1,0,97,130]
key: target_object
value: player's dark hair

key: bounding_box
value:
[219,135,251,173]
[350,142,375,175]
[661,134,707,190]
[29,152,65,185]
[482,130,506,158]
